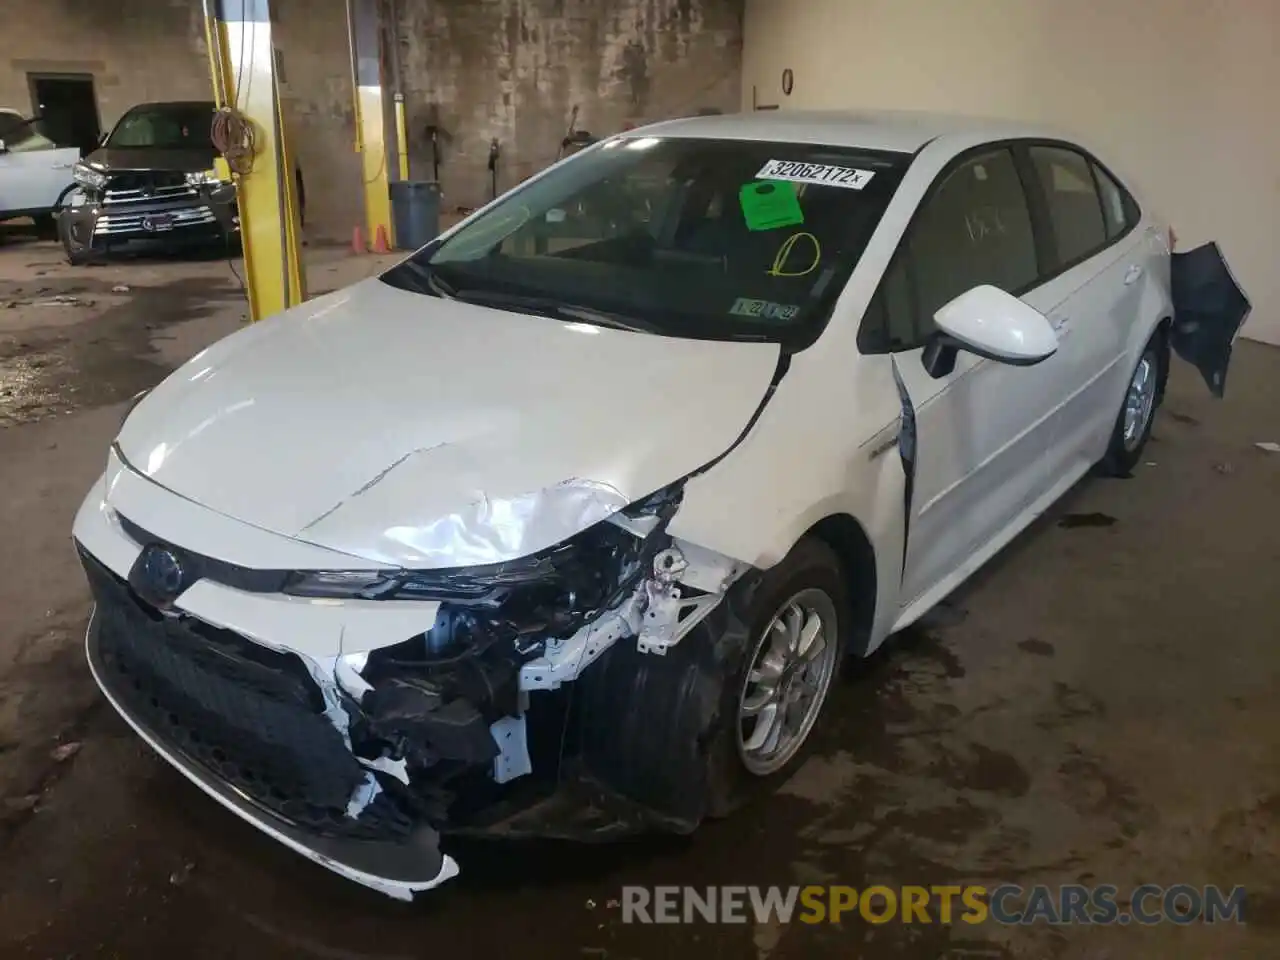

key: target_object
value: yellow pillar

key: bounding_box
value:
[204,0,306,322]
[394,93,410,181]
[347,0,394,248]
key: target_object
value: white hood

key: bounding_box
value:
[117,278,780,568]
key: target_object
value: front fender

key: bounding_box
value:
[668,351,907,649]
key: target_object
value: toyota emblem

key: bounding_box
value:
[139,544,185,601]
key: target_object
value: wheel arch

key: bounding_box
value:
[803,513,877,658]
[1154,314,1173,399]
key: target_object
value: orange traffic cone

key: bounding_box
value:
[351,225,366,254]
[373,224,391,254]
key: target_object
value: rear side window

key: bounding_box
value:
[1029,146,1107,268]
[1093,163,1134,239]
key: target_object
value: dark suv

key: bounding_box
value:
[58,100,304,264]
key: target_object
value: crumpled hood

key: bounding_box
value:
[117,277,780,568]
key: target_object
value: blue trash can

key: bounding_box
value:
[390,180,441,250]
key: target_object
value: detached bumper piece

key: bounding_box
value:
[1170,241,1252,398]
[79,548,453,898]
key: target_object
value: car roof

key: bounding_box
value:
[632,109,1065,155]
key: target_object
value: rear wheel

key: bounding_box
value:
[1098,328,1169,477]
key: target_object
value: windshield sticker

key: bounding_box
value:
[755,160,875,190]
[730,297,801,321]
[739,179,805,232]
[768,232,822,277]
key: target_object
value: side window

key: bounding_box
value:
[905,148,1037,345]
[1029,146,1107,268]
[1092,162,1134,240]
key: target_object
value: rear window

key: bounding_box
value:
[382,136,909,346]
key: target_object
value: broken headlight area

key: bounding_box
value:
[289,481,683,655]
[311,482,749,831]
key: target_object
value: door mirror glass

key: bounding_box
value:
[932,284,1058,366]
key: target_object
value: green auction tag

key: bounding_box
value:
[739,179,805,232]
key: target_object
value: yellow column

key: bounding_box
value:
[394,93,411,181]
[347,0,394,249]
[204,0,306,321]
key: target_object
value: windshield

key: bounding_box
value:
[105,103,213,150]
[0,111,54,151]
[381,136,908,345]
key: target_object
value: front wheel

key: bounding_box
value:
[706,538,848,815]
[578,537,849,826]
[1098,328,1169,477]
[58,211,97,266]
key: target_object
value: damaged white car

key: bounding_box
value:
[73,110,1248,899]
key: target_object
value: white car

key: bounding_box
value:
[0,109,80,231]
[72,110,1245,899]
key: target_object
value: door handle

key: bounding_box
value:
[1123,265,1144,286]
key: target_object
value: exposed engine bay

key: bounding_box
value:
[299,481,750,833]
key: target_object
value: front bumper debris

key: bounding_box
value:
[75,464,749,899]
[80,548,455,899]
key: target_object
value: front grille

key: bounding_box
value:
[81,549,414,842]
[115,513,291,594]
[93,205,217,236]
[102,170,198,208]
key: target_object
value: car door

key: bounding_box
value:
[0,131,78,215]
[868,147,1078,609]
[1020,144,1143,476]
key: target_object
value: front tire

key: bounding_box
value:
[1098,327,1169,477]
[706,537,849,816]
[578,536,849,826]
[58,212,96,266]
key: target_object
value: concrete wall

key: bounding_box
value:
[0,0,210,122]
[0,0,360,239]
[273,0,364,240]
[393,0,744,210]
[742,0,1279,345]
[2,0,744,237]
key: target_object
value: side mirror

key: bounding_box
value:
[922,285,1058,378]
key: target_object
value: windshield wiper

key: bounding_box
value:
[425,268,457,299]
[452,288,655,334]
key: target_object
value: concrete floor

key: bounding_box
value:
[0,231,1277,959]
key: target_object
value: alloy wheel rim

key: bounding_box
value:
[1122,350,1158,451]
[736,587,839,776]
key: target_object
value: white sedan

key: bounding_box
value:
[72,110,1246,899]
